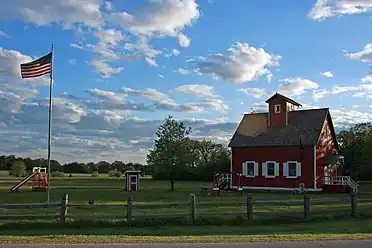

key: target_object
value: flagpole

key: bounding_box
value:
[47,44,54,202]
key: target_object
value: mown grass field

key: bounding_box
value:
[1,172,372,242]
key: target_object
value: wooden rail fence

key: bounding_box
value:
[0,192,371,225]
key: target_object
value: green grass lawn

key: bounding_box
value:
[1,174,372,217]
[1,173,372,242]
[2,218,372,243]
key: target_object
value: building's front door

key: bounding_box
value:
[130,175,137,191]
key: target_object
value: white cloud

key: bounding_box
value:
[104,1,114,11]
[200,98,229,112]
[178,33,191,47]
[109,0,199,46]
[0,30,11,38]
[266,72,273,82]
[120,87,229,113]
[172,84,215,97]
[86,88,126,104]
[122,87,177,106]
[308,0,372,21]
[123,36,162,65]
[176,68,190,75]
[68,59,77,65]
[312,82,372,101]
[172,49,180,56]
[0,47,49,86]
[0,0,104,28]
[322,71,334,77]
[90,59,124,78]
[70,43,84,50]
[347,43,372,62]
[362,75,372,83]
[278,77,318,96]
[249,102,267,113]
[330,108,372,128]
[191,42,281,83]
[144,57,159,67]
[93,28,125,47]
[240,88,268,99]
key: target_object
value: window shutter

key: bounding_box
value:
[254,162,259,176]
[242,162,247,176]
[297,162,302,177]
[274,162,279,177]
[262,162,267,176]
[283,162,288,177]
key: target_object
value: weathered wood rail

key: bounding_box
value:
[0,192,371,225]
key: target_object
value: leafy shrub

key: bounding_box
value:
[51,171,65,177]
[91,171,99,177]
[108,170,116,177]
[114,170,123,177]
[108,169,123,177]
[10,161,26,177]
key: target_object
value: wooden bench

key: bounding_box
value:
[201,187,221,196]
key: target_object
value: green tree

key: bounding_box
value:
[97,161,112,173]
[192,140,231,180]
[112,161,126,172]
[337,123,372,180]
[147,115,191,191]
[11,161,26,177]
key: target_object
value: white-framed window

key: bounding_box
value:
[283,161,302,178]
[274,104,281,113]
[242,161,258,178]
[262,161,279,178]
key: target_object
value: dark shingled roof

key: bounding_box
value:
[265,92,302,106]
[228,108,330,147]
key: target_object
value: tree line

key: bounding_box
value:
[0,155,146,175]
[337,122,372,181]
[3,116,368,187]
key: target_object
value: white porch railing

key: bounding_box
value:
[323,176,358,193]
[216,173,231,189]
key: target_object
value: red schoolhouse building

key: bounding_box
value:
[225,93,357,193]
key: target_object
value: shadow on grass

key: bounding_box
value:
[1,214,372,237]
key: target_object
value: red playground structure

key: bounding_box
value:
[208,172,243,196]
[10,167,49,192]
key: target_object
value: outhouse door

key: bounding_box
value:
[129,175,137,191]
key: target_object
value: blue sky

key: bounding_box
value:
[0,0,372,164]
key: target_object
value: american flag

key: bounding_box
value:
[20,52,52,78]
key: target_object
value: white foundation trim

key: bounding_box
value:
[313,145,317,190]
[233,186,323,192]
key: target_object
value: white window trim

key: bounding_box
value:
[242,161,258,178]
[274,104,281,113]
[263,161,278,178]
[284,161,302,179]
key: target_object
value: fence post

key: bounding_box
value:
[190,194,196,225]
[127,195,133,224]
[351,191,357,217]
[247,193,253,221]
[60,194,68,225]
[303,194,310,220]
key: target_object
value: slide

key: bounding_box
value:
[10,172,37,192]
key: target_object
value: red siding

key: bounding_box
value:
[315,118,338,188]
[232,146,315,189]
[268,98,287,127]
